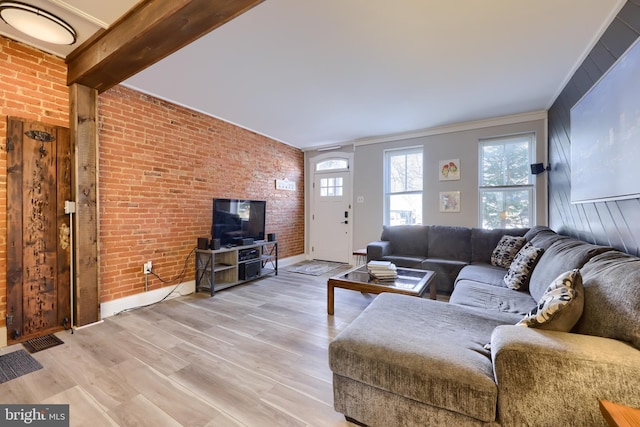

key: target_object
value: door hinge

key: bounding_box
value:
[6,138,13,152]
[6,314,13,326]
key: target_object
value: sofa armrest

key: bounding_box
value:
[367,241,391,261]
[491,325,640,426]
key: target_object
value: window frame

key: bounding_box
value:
[383,146,424,226]
[315,157,349,172]
[478,133,536,229]
[318,176,344,197]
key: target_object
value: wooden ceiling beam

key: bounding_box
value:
[66,0,264,93]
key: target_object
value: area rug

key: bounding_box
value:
[23,334,64,353]
[0,349,43,384]
[288,261,344,276]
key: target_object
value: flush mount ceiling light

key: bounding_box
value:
[0,1,76,45]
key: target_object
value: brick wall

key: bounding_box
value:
[0,37,69,329]
[98,86,304,301]
[0,35,305,324]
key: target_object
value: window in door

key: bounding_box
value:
[479,133,535,229]
[319,177,343,197]
[316,158,348,171]
[384,147,423,226]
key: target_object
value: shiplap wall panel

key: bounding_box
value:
[548,0,640,254]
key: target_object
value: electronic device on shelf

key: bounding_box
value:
[211,198,266,246]
[239,260,261,280]
[238,248,259,261]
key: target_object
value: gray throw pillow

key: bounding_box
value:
[503,242,543,290]
[517,269,584,332]
[491,235,526,268]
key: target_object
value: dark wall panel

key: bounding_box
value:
[548,1,640,254]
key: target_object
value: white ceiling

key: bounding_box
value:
[0,1,627,149]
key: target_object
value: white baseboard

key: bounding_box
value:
[100,280,195,319]
[99,255,306,319]
[278,254,306,267]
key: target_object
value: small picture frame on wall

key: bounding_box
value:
[440,191,461,213]
[439,159,460,181]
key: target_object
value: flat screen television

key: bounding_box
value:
[212,198,266,246]
[570,37,640,203]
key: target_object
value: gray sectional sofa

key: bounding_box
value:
[329,225,640,426]
[366,225,529,293]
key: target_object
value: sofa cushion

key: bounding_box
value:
[524,225,553,241]
[380,225,429,257]
[528,238,612,302]
[328,293,522,422]
[421,258,468,291]
[527,226,570,250]
[575,251,640,349]
[471,227,528,264]
[382,255,424,268]
[517,269,584,332]
[503,243,543,290]
[456,263,509,288]
[427,225,471,262]
[450,280,536,315]
[491,235,527,268]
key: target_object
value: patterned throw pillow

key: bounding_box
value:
[517,269,584,332]
[503,242,543,290]
[491,235,526,268]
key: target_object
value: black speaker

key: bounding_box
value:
[197,237,209,250]
[239,260,261,280]
[210,238,221,250]
[267,233,276,242]
[530,163,547,175]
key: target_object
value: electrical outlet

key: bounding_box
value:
[143,261,152,274]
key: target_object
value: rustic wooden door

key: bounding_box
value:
[6,117,72,344]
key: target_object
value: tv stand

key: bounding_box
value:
[195,241,277,296]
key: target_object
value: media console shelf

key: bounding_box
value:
[195,241,278,296]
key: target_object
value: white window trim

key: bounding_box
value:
[384,146,423,226]
[478,133,536,228]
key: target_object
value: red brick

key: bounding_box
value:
[0,36,305,316]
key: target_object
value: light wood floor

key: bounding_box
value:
[0,265,382,427]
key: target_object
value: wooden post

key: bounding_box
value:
[69,84,100,326]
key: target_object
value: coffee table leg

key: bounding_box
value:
[328,282,335,315]
[430,281,437,300]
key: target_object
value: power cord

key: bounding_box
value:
[114,246,197,315]
[149,246,196,285]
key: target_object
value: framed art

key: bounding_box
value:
[439,159,460,181]
[440,191,460,212]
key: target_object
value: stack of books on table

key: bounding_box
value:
[367,260,398,281]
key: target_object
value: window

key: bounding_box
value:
[384,147,423,225]
[479,133,535,229]
[315,158,348,171]
[319,177,343,197]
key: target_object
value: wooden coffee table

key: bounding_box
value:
[327,265,436,315]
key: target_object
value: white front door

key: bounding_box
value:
[311,170,351,263]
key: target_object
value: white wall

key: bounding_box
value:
[351,114,548,249]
